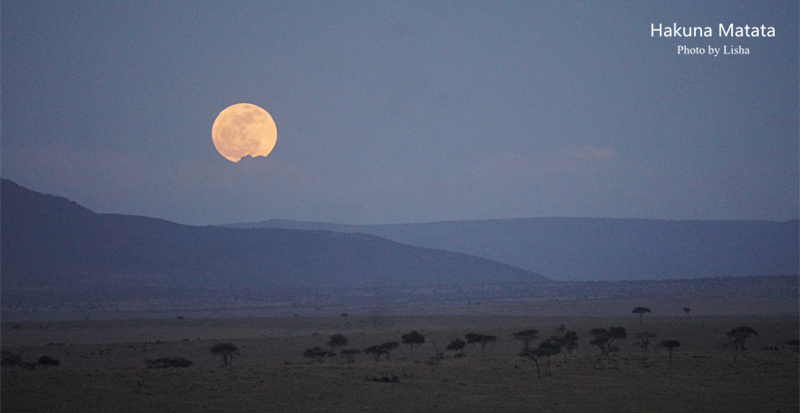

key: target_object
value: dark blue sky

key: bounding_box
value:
[2,1,797,225]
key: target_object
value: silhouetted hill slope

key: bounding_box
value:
[1,179,547,294]
[227,217,799,281]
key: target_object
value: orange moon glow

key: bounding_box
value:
[211,103,277,162]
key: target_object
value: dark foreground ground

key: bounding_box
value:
[2,314,798,412]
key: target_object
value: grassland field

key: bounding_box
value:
[2,314,798,412]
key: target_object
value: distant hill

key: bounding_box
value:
[226,217,799,281]
[0,179,547,297]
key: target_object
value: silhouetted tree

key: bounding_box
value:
[446,338,466,355]
[303,346,334,363]
[420,341,445,368]
[538,336,563,375]
[328,333,349,360]
[590,327,627,360]
[683,307,691,315]
[381,341,399,360]
[784,339,799,352]
[210,342,239,367]
[658,340,681,364]
[512,329,539,352]
[362,341,399,361]
[561,331,579,357]
[363,345,387,361]
[724,327,758,361]
[632,307,651,323]
[519,336,562,379]
[401,330,425,359]
[634,331,658,352]
[466,333,497,356]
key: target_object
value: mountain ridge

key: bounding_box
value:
[225,216,799,281]
[2,179,797,320]
[1,179,547,295]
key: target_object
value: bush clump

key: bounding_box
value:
[38,355,60,366]
[145,357,193,368]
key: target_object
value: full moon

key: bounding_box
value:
[211,103,277,162]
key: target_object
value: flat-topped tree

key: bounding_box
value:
[210,342,239,367]
[327,333,349,360]
[632,307,651,323]
[401,331,425,359]
[634,332,658,352]
[363,345,387,362]
[561,331,579,358]
[519,336,563,379]
[466,333,497,356]
[381,341,399,360]
[512,329,539,352]
[590,327,627,360]
[363,341,400,361]
[724,327,758,361]
[658,340,681,364]
[446,338,466,355]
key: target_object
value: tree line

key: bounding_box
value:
[197,305,773,373]
[1,304,781,373]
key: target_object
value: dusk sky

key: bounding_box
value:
[2,1,797,225]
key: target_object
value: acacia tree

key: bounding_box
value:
[210,342,239,367]
[363,345,387,362]
[512,329,539,352]
[429,341,445,363]
[683,307,691,315]
[363,341,399,361]
[634,331,659,352]
[519,336,562,379]
[632,307,651,324]
[327,333,349,361]
[560,331,579,359]
[466,333,497,356]
[658,339,681,364]
[590,327,627,360]
[381,341,399,360]
[401,330,425,359]
[724,327,758,361]
[446,338,466,356]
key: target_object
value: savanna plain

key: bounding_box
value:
[2,311,798,412]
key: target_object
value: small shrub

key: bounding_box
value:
[303,347,334,363]
[145,357,193,368]
[367,374,400,383]
[37,355,60,366]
